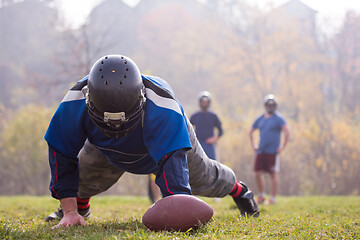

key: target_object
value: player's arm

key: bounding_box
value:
[206,115,223,144]
[48,145,86,228]
[277,125,290,153]
[155,149,191,197]
[48,145,79,200]
[45,83,89,228]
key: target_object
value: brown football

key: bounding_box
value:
[142,194,214,232]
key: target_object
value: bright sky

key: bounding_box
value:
[55,0,360,33]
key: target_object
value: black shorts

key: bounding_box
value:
[254,153,280,173]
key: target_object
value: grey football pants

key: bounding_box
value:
[77,117,236,199]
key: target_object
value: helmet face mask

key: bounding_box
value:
[85,55,146,138]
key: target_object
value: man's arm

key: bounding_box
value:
[277,125,290,153]
[155,149,191,197]
[48,145,85,228]
[249,128,258,152]
[206,114,223,144]
[215,114,223,138]
[250,116,261,152]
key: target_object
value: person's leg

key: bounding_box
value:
[255,171,265,194]
[255,171,266,203]
[269,154,280,203]
[185,117,259,216]
[269,172,279,201]
[186,118,235,197]
[77,139,125,199]
[254,154,266,203]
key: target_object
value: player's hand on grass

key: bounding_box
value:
[51,210,86,229]
[52,197,86,229]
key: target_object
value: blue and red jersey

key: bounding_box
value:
[45,75,192,199]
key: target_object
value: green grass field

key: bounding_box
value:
[0,196,359,239]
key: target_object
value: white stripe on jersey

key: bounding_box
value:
[145,88,182,115]
[61,90,85,103]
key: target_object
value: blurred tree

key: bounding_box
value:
[0,0,60,107]
[333,11,360,113]
[0,105,53,195]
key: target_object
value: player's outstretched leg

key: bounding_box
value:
[185,117,259,217]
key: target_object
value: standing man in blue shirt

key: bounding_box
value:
[44,55,259,228]
[249,94,290,204]
[190,91,223,160]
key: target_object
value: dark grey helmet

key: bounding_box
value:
[86,55,146,138]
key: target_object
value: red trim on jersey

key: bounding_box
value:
[54,151,58,182]
[163,171,174,195]
[51,186,59,198]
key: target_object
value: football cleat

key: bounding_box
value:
[233,182,260,217]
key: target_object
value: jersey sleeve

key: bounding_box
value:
[44,96,88,158]
[252,116,262,129]
[142,77,192,162]
[155,149,191,197]
[44,80,89,199]
[214,114,223,137]
[278,115,287,128]
[48,145,79,199]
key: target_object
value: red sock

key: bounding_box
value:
[77,197,90,210]
[230,182,245,198]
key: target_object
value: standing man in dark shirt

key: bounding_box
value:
[190,91,223,160]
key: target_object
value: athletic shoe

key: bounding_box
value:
[268,197,276,205]
[257,196,266,204]
[232,182,260,217]
[45,207,91,222]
